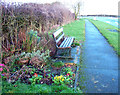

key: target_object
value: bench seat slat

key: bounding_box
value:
[67,37,74,47]
[65,37,72,47]
[59,37,74,48]
[59,37,68,47]
[65,37,74,47]
[60,37,70,47]
[62,37,71,47]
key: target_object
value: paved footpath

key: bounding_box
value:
[80,20,119,93]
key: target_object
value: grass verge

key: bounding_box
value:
[88,19,119,55]
[2,81,82,93]
[63,19,86,91]
[63,19,85,42]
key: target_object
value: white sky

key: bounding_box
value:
[2,0,119,15]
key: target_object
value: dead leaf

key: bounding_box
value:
[94,81,99,84]
[65,63,76,66]
[94,86,97,88]
[97,89,101,91]
[112,78,115,81]
[101,84,107,88]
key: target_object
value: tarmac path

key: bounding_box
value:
[80,20,119,93]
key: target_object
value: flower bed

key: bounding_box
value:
[1,51,82,93]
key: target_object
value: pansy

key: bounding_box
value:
[67,65,71,67]
[68,72,70,74]
[0,68,3,71]
[0,64,5,67]
[54,77,57,80]
[33,73,38,77]
[66,73,70,76]
[62,79,64,81]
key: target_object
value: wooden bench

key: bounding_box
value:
[52,27,75,58]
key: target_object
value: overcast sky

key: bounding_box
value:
[2,0,119,15]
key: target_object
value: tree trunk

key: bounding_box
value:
[75,14,77,20]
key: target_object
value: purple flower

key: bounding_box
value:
[0,64,5,67]
[0,68,3,71]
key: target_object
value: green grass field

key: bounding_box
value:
[88,19,119,55]
[63,19,85,42]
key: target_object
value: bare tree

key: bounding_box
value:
[73,2,81,20]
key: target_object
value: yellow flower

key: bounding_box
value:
[62,79,64,81]
[54,76,58,80]
[54,77,56,80]
[59,75,63,79]
[54,75,64,81]
[57,76,59,80]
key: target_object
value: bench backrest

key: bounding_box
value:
[52,27,64,47]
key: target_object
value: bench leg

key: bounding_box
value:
[56,49,63,56]
[69,48,72,58]
[59,49,66,56]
